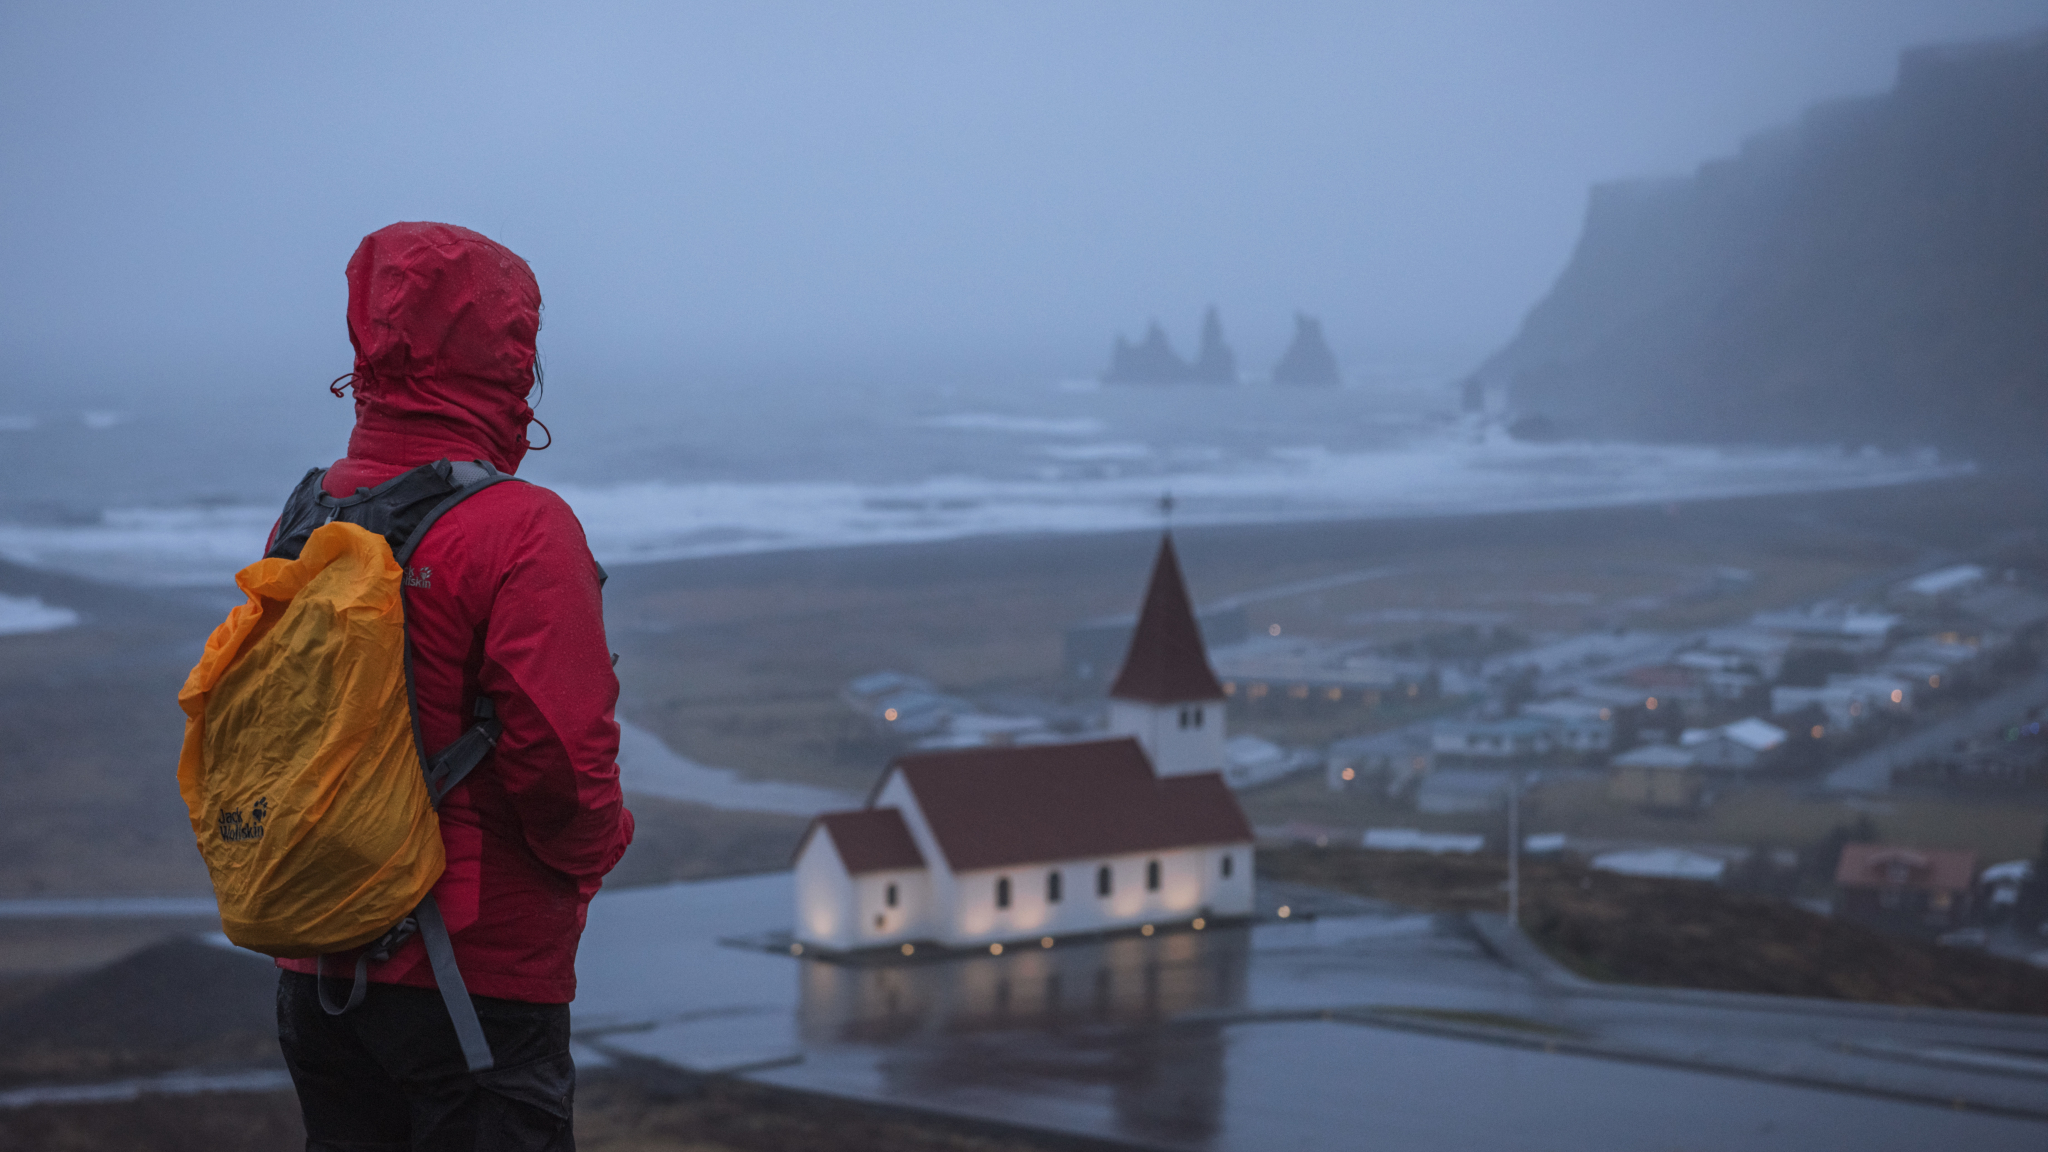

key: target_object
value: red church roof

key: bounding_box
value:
[1834,843,1977,894]
[796,808,926,874]
[1108,534,1226,704]
[874,738,1251,872]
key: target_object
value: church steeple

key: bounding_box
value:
[1110,534,1225,703]
[1106,534,1229,777]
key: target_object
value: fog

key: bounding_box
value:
[7,8,2048,1148]
[5,1,2045,402]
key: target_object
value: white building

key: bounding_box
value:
[1520,698,1616,754]
[1694,628,1794,682]
[1892,564,1986,605]
[1612,742,1701,770]
[1679,717,1788,770]
[1431,718,1557,759]
[793,534,1257,954]
[792,738,1254,952]
[1751,605,1901,651]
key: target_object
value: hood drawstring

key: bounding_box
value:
[525,416,552,451]
[329,372,359,398]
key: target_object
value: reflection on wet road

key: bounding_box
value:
[799,927,1250,1146]
[575,874,2048,1151]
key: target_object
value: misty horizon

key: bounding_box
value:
[7,2,2048,406]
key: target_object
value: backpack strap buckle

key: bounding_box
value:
[422,696,502,807]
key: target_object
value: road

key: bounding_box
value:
[1823,669,2048,792]
[577,874,2048,1152]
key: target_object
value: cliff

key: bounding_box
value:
[1472,31,2048,460]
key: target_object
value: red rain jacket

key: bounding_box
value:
[274,222,633,1004]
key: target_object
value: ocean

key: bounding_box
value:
[0,369,1968,589]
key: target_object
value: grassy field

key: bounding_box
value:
[1242,771,2048,865]
[1258,844,2048,1013]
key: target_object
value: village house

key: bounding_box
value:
[1834,843,1979,936]
[1208,641,1433,711]
[1691,627,1794,682]
[1431,717,1556,760]
[1519,698,1615,755]
[1415,768,1519,815]
[1889,564,1987,608]
[1771,683,1888,731]
[1751,605,1901,652]
[1607,742,1705,810]
[1621,664,1710,707]
[1325,728,1433,794]
[793,535,1256,953]
[1679,717,1787,771]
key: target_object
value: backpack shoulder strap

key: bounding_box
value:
[391,462,516,1074]
[264,468,334,562]
[393,460,517,566]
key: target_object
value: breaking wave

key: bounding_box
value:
[0,436,1970,588]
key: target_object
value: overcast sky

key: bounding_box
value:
[5,1,2046,396]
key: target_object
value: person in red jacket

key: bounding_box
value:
[273,221,634,1150]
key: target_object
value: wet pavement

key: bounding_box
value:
[574,874,2048,1151]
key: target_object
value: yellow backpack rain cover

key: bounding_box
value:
[177,520,444,958]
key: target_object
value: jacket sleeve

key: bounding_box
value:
[475,490,634,886]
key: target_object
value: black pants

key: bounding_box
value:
[277,971,576,1152]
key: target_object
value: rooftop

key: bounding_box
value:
[1835,843,1979,893]
[880,738,1251,872]
[1902,564,1987,598]
[1612,743,1700,769]
[796,808,926,874]
[1108,534,1227,704]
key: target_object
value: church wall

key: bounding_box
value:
[1107,699,1227,776]
[793,824,938,951]
[874,771,960,934]
[850,867,934,947]
[793,831,858,950]
[941,842,1254,946]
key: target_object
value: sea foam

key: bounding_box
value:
[0,437,1971,588]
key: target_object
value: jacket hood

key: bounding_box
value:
[343,222,541,475]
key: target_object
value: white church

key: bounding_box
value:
[792,535,1256,953]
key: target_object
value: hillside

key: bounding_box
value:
[1470,30,2048,461]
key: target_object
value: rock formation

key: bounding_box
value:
[1271,314,1340,385]
[1104,321,1192,384]
[1192,306,1238,384]
[1105,310,1240,384]
[1468,30,2048,461]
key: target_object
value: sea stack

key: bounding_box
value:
[1104,320,1192,384]
[1272,313,1340,385]
[1191,306,1238,384]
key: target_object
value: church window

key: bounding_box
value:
[1193,706,1204,728]
[1146,859,1161,891]
[885,883,898,908]
[1047,871,1063,903]
[1220,853,1234,879]
[996,876,1011,909]
[1097,865,1113,897]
